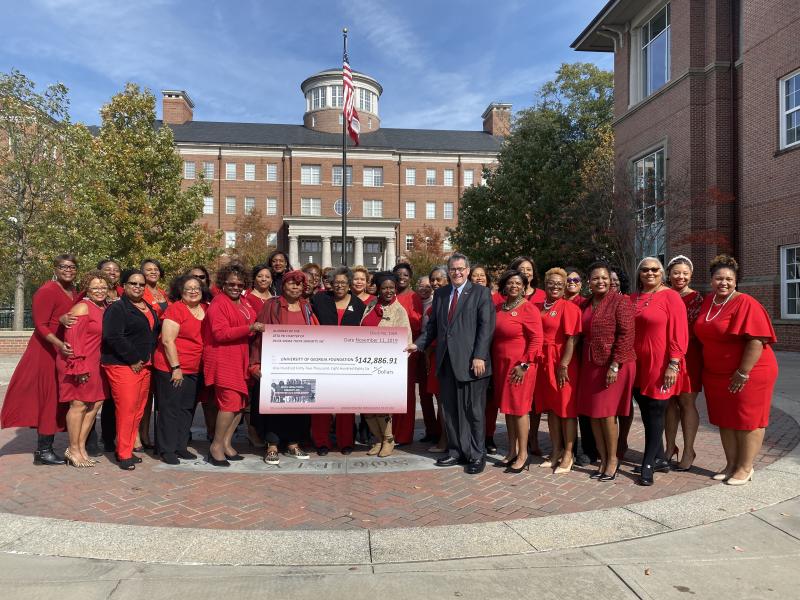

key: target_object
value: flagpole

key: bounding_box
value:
[341,27,348,266]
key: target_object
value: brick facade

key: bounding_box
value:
[574,0,800,350]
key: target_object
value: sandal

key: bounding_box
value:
[65,448,89,468]
[117,458,136,471]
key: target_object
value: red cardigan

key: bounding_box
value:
[202,293,255,395]
[581,293,636,367]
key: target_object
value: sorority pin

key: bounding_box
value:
[550,311,557,317]
[511,311,518,317]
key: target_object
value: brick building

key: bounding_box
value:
[573,0,800,350]
[162,69,506,271]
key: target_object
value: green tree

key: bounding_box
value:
[403,225,447,280]
[450,62,615,273]
[0,69,72,329]
[229,208,274,269]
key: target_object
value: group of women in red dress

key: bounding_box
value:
[0,250,779,487]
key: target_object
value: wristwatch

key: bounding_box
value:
[609,364,620,373]
[519,363,530,371]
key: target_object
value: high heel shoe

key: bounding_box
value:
[64,448,88,468]
[589,469,604,479]
[205,454,230,468]
[636,465,654,486]
[674,450,696,472]
[668,445,679,466]
[504,461,530,474]
[494,455,517,468]
[712,470,732,481]
[554,460,574,474]
[599,466,619,482]
[725,469,754,486]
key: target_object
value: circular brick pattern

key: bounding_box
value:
[0,388,797,531]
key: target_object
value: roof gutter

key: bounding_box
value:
[570,0,622,49]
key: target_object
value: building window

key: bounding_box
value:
[244,197,255,215]
[203,196,214,215]
[426,202,436,219]
[359,88,372,112]
[780,69,800,149]
[443,237,453,252]
[443,169,454,187]
[463,169,474,186]
[334,199,352,216]
[311,87,326,109]
[331,85,343,108]
[226,163,237,180]
[183,161,195,179]
[244,163,255,181]
[405,234,415,251]
[363,167,383,187]
[363,200,383,218]
[405,168,416,186]
[781,244,800,319]
[426,169,436,186]
[301,165,321,185]
[267,232,278,247]
[266,163,278,181]
[266,197,277,215]
[443,202,454,220]
[301,198,321,216]
[225,197,236,215]
[633,148,666,262]
[641,4,670,98]
[405,201,416,219]
[224,231,236,248]
[332,165,353,186]
[202,162,214,180]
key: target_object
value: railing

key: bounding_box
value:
[0,308,34,329]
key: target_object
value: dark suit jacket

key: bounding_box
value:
[101,295,160,366]
[414,281,495,382]
[310,291,366,326]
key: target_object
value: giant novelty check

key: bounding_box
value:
[258,325,408,414]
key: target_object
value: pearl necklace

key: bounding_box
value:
[542,298,558,310]
[502,297,525,311]
[705,292,736,322]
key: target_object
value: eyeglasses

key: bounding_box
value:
[192,274,207,280]
[639,267,661,273]
[88,287,109,293]
[449,267,467,274]
[184,287,202,293]
[57,265,77,271]
[566,277,581,284]
[332,281,349,287]
[125,282,145,288]
[546,282,565,288]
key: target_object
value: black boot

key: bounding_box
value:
[33,434,65,465]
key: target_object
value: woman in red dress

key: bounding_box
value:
[665,255,704,471]
[203,263,264,467]
[492,269,543,473]
[534,268,582,474]
[630,257,688,486]
[1,254,79,465]
[241,263,273,447]
[564,267,584,305]
[576,262,636,481]
[58,271,111,467]
[250,270,318,464]
[393,262,424,446]
[694,255,779,486]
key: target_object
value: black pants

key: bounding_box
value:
[633,389,667,469]
[263,414,310,447]
[154,369,198,455]
[438,355,488,463]
[249,381,268,441]
[100,398,116,450]
[577,415,598,460]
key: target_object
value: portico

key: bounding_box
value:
[284,216,399,270]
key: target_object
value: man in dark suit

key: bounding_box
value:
[407,252,496,474]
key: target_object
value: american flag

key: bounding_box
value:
[343,55,360,145]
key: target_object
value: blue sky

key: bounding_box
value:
[2,0,612,130]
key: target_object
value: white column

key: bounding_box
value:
[321,236,332,268]
[385,236,396,269]
[289,235,299,268]
[354,236,364,266]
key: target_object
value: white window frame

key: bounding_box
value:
[363,200,383,218]
[300,198,321,216]
[779,69,800,150]
[225,197,236,215]
[183,161,196,180]
[225,163,237,180]
[311,87,326,109]
[405,234,415,251]
[359,88,372,112]
[331,85,343,108]
[405,168,416,186]
[224,231,236,248]
[244,163,256,181]
[405,201,416,219]
[632,147,666,261]
[443,202,454,220]
[244,197,255,215]
[266,197,278,215]
[203,196,214,215]
[300,165,321,185]
[463,169,474,186]
[443,169,454,187]
[426,169,436,186]
[363,167,383,187]
[426,202,436,220]
[332,165,353,187]
[266,163,278,181]
[202,162,214,180]
[780,244,800,319]
[630,2,671,105]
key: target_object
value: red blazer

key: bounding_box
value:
[202,293,255,395]
[581,293,636,367]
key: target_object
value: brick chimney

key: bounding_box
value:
[481,102,512,137]
[161,90,194,125]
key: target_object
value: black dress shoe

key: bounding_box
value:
[176,448,197,460]
[637,465,654,486]
[161,453,180,465]
[205,454,230,467]
[633,458,670,475]
[340,446,353,455]
[436,456,460,467]
[466,459,486,475]
[419,433,437,443]
[494,455,517,468]
[33,449,66,466]
[317,446,330,456]
[485,437,498,454]
[225,453,245,461]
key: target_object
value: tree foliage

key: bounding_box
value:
[402,225,448,280]
[229,208,274,269]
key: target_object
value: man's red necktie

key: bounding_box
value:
[447,288,459,323]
